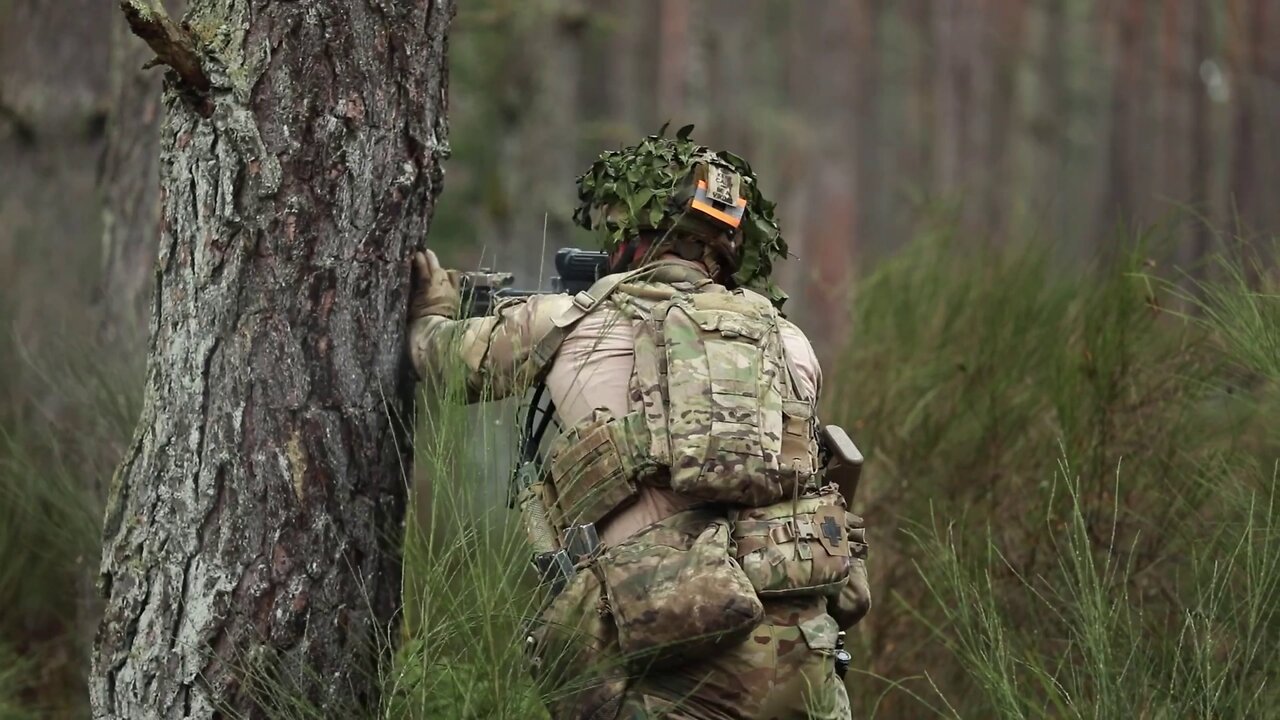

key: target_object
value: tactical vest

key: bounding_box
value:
[522,266,862,682]
[532,263,822,534]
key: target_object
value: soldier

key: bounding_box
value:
[408,129,869,719]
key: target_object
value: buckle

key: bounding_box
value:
[793,516,818,539]
[768,521,796,544]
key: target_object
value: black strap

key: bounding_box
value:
[509,383,558,509]
[520,382,558,465]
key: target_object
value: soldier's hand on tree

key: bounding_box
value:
[410,250,461,320]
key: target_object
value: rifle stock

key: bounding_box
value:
[821,424,864,509]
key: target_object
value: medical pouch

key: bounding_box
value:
[828,511,871,629]
[729,484,852,598]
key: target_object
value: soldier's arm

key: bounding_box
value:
[778,317,823,401]
[408,251,574,402]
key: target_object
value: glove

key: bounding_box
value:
[410,249,461,321]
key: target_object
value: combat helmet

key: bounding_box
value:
[573,125,788,304]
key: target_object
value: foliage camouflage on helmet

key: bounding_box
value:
[573,124,788,300]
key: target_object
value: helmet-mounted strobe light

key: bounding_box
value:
[688,163,747,231]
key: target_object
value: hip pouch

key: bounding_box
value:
[598,512,764,671]
[729,484,853,598]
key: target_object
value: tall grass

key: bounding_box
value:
[913,457,1280,719]
[829,228,1277,717]
[384,384,547,719]
[1176,243,1280,380]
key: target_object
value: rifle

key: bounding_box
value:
[458,248,611,317]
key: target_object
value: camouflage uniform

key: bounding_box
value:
[408,255,858,720]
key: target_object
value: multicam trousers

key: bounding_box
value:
[609,596,852,720]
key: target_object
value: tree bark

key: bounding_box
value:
[90,0,454,717]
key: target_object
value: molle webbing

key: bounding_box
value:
[729,486,852,598]
[656,289,799,506]
[544,410,652,530]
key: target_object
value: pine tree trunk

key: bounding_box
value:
[90,0,454,717]
[1187,0,1213,275]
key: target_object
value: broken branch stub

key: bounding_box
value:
[119,0,210,94]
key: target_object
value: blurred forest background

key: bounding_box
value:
[1,0,1278,718]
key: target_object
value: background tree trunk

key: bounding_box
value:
[1187,0,1213,276]
[1228,0,1264,276]
[0,0,113,709]
[97,2,184,342]
[90,0,454,717]
[0,0,111,337]
[1097,0,1146,247]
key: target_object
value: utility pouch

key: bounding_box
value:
[729,484,852,598]
[779,399,820,477]
[599,511,763,670]
[545,409,649,532]
[828,511,872,629]
[527,566,628,719]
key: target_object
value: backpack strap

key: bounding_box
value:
[530,271,635,372]
[737,287,808,405]
[529,261,702,372]
[512,269,669,517]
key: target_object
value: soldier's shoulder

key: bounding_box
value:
[777,314,808,335]
[777,317,820,363]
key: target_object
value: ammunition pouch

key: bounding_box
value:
[598,509,763,671]
[828,511,871,629]
[544,408,653,533]
[729,484,853,598]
